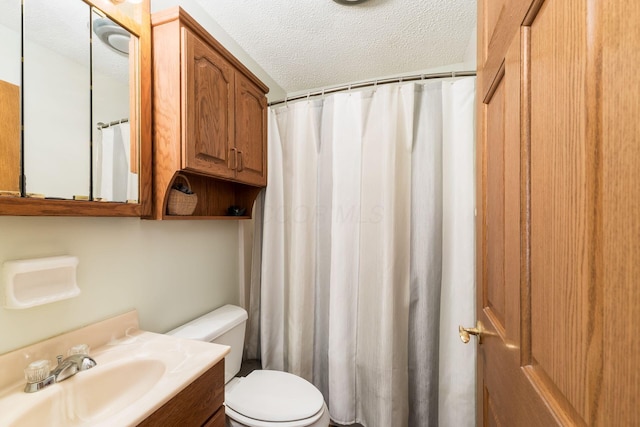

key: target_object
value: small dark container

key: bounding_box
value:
[227,205,247,216]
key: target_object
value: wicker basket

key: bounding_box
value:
[166,174,198,216]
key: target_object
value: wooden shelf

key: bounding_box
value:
[163,215,251,221]
[156,171,262,220]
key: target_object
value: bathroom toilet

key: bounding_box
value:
[168,305,330,427]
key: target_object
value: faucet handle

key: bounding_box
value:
[24,360,51,383]
[56,355,63,365]
[68,344,90,356]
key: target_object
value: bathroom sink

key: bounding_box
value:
[0,311,230,427]
[8,359,165,427]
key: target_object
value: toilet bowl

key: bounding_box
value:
[168,305,330,427]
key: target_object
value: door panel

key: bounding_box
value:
[485,78,506,331]
[483,387,500,427]
[183,28,235,178]
[529,0,592,423]
[0,80,20,194]
[478,20,561,427]
[478,0,536,100]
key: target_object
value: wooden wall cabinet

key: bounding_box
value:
[138,359,225,427]
[151,7,268,220]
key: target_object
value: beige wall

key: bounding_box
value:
[0,216,239,354]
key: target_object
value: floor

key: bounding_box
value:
[238,360,364,427]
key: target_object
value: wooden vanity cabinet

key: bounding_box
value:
[151,7,268,219]
[138,359,225,427]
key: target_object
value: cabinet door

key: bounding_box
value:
[183,28,235,179]
[234,72,267,186]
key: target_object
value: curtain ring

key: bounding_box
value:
[284,96,288,108]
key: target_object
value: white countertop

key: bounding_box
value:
[0,311,229,426]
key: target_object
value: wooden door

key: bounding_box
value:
[475,0,640,425]
[0,80,20,195]
[234,72,267,186]
[183,28,235,179]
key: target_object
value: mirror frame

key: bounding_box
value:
[0,0,151,217]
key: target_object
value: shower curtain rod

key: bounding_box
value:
[268,70,477,107]
[97,118,129,129]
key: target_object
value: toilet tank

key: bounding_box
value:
[167,304,248,383]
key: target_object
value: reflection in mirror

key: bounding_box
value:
[23,0,91,199]
[0,0,21,196]
[92,10,138,203]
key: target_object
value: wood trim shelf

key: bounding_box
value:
[0,197,141,217]
[157,171,262,220]
[163,215,251,221]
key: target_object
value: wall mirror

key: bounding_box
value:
[0,0,150,216]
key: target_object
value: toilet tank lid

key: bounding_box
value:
[167,304,248,342]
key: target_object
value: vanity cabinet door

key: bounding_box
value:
[183,28,235,180]
[137,359,225,426]
[234,72,267,187]
[202,407,225,427]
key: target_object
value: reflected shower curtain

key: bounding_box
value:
[94,122,137,202]
[247,78,476,427]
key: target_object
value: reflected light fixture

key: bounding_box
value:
[93,17,130,55]
[333,0,371,4]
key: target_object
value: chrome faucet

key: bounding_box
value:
[51,354,97,382]
[24,353,97,393]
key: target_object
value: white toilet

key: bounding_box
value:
[168,305,330,427]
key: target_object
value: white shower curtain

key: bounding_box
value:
[250,77,476,427]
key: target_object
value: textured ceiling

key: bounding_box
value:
[194,0,476,93]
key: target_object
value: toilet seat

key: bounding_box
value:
[225,370,326,427]
[225,404,327,427]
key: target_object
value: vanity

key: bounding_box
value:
[0,311,229,426]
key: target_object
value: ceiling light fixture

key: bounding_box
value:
[333,0,371,5]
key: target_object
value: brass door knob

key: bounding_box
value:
[459,321,484,344]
